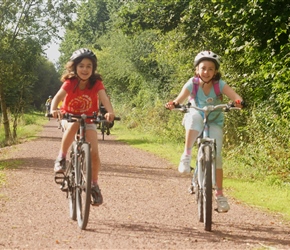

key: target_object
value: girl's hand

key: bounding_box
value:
[234,100,245,108]
[104,112,115,122]
[51,110,62,119]
[165,101,178,110]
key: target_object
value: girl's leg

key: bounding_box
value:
[184,129,199,155]
[54,122,79,172]
[60,122,79,155]
[179,112,203,173]
[210,124,230,212]
[209,124,224,194]
[86,127,103,206]
[86,129,100,185]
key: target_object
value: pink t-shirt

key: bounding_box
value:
[61,78,105,115]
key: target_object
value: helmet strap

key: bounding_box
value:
[199,75,213,87]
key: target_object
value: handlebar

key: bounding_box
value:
[170,102,243,114]
[45,112,121,123]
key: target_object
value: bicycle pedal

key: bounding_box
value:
[188,185,195,194]
[60,180,68,192]
[54,173,65,185]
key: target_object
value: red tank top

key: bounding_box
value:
[61,78,105,115]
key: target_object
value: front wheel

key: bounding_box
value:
[68,142,77,221]
[203,145,213,231]
[76,143,92,230]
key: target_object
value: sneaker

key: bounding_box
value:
[91,185,103,206]
[216,196,230,213]
[54,157,66,173]
[178,154,191,173]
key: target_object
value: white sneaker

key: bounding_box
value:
[178,154,191,173]
[216,196,230,213]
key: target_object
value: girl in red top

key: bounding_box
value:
[50,48,115,206]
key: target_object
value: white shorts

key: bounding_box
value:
[183,111,223,169]
[61,120,97,131]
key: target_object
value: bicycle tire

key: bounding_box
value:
[203,144,213,231]
[197,186,204,223]
[76,143,92,230]
[68,142,77,221]
[100,122,105,140]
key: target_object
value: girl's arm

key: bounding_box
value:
[166,86,190,110]
[50,89,66,118]
[173,87,191,105]
[222,84,243,108]
[98,89,115,122]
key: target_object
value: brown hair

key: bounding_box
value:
[60,57,102,89]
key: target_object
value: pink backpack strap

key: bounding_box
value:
[191,77,199,98]
[213,80,223,101]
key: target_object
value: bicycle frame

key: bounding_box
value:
[196,106,218,194]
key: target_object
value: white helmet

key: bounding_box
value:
[194,51,221,69]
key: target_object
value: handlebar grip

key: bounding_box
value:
[45,113,53,118]
[114,117,121,121]
[174,104,182,108]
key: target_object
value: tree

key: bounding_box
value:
[0,0,77,144]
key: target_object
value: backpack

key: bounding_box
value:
[191,77,223,103]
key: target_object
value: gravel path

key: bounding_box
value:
[0,119,289,249]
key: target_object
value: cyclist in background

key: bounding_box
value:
[50,48,115,206]
[166,51,244,213]
[45,96,52,115]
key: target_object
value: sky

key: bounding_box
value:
[45,41,61,63]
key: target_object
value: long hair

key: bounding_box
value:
[60,57,102,89]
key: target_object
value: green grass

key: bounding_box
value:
[112,123,185,166]
[0,112,48,186]
[0,112,48,145]
[113,123,290,222]
[224,179,290,220]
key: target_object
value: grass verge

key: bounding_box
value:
[0,112,48,187]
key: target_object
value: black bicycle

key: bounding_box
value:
[51,112,120,230]
[97,104,120,140]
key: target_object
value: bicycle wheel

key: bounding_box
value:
[76,142,92,230]
[101,122,105,140]
[197,178,204,223]
[68,142,77,221]
[203,144,213,231]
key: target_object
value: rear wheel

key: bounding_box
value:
[76,143,92,230]
[203,145,213,231]
[101,122,105,140]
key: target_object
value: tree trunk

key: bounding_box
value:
[0,83,12,144]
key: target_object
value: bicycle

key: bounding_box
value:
[45,104,51,120]
[97,105,120,140]
[170,102,243,231]
[48,112,120,230]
